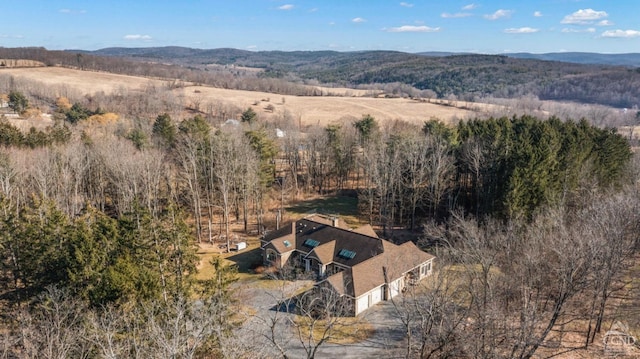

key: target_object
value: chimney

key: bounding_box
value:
[332,217,339,227]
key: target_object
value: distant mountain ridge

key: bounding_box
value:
[417,51,640,67]
[80,47,640,67]
[501,52,640,67]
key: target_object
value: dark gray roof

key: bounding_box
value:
[293,218,383,266]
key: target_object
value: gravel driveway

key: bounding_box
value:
[234,279,408,358]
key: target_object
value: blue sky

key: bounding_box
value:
[1,1,639,53]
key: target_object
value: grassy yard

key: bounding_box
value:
[294,316,376,344]
[286,196,362,227]
[196,244,263,282]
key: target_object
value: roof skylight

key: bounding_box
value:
[303,238,320,248]
[338,249,356,259]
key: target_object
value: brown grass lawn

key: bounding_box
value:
[285,196,361,226]
[294,316,376,345]
[195,240,264,282]
[2,67,487,127]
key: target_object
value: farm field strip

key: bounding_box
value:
[3,67,480,126]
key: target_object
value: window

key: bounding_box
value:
[266,249,277,263]
[338,249,356,259]
[283,240,291,248]
[303,238,320,248]
[421,262,432,276]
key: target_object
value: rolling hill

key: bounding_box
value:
[75,47,640,108]
[2,46,640,108]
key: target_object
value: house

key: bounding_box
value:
[261,214,435,316]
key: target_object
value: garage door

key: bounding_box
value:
[356,295,369,314]
[371,286,383,305]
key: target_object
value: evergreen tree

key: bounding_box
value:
[453,116,632,219]
[0,121,25,147]
[152,113,177,148]
[65,103,93,124]
[65,206,119,304]
[354,114,378,145]
[240,107,258,124]
[8,90,28,114]
[245,130,278,187]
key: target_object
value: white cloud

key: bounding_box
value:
[598,20,613,26]
[278,4,294,10]
[400,2,414,8]
[504,27,539,34]
[484,9,513,20]
[124,34,152,40]
[309,8,318,12]
[601,29,640,38]
[561,8,608,25]
[352,17,366,23]
[561,27,596,33]
[385,25,441,33]
[462,3,478,10]
[533,11,543,17]
[441,12,472,18]
[246,45,257,50]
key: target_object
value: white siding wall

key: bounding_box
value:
[371,285,383,305]
[356,295,369,315]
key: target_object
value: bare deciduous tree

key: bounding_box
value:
[17,286,90,359]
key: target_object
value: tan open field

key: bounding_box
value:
[2,67,160,94]
[1,66,486,126]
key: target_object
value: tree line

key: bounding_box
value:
[274,114,632,232]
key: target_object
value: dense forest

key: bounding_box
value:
[1,50,639,357]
